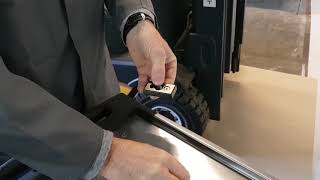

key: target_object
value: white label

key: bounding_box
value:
[203,0,216,8]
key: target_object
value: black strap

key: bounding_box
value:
[123,12,154,44]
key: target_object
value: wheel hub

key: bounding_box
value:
[151,106,184,126]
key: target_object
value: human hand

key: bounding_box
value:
[100,138,190,180]
[126,20,177,92]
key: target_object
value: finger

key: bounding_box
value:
[166,173,179,180]
[150,48,166,86]
[166,157,190,180]
[164,43,177,84]
[165,60,177,84]
[155,169,179,180]
[138,74,149,92]
[165,42,177,64]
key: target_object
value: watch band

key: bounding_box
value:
[123,12,155,45]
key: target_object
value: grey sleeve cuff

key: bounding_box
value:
[120,8,156,45]
[84,130,113,180]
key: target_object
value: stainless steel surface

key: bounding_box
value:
[155,114,273,180]
[115,114,272,180]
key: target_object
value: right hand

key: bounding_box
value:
[100,138,190,180]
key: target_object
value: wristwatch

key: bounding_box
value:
[123,12,155,45]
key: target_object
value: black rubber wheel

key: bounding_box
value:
[140,81,210,135]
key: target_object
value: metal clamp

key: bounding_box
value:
[143,83,177,98]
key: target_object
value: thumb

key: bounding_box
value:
[166,157,190,180]
[150,49,166,86]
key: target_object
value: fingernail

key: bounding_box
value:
[153,76,164,85]
[152,79,160,85]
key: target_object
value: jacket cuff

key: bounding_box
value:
[120,9,156,45]
[84,130,113,180]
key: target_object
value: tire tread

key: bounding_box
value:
[174,82,210,134]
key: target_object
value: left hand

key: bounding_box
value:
[100,138,190,180]
[126,20,177,92]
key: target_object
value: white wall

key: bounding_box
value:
[309,1,320,78]
[309,1,320,179]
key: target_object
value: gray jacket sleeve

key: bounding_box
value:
[105,0,156,40]
[84,131,113,180]
[0,57,110,180]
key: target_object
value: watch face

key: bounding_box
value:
[141,13,146,20]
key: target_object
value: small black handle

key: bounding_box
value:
[85,94,156,131]
[150,83,164,90]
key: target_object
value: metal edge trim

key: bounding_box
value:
[155,113,275,180]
